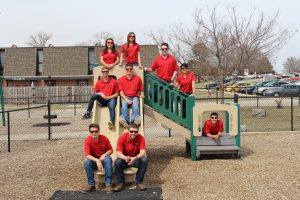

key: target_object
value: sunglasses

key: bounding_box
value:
[161,48,168,51]
[181,67,188,69]
[211,117,218,119]
[107,41,113,44]
[101,70,109,73]
[126,68,133,71]
[129,35,135,38]
[129,130,138,133]
[90,130,99,133]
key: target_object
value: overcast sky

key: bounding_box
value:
[1,0,299,72]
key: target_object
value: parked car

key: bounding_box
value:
[225,82,252,92]
[238,81,270,94]
[264,84,300,97]
[253,81,288,95]
[205,79,231,89]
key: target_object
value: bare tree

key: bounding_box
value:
[89,32,123,46]
[283,57,300,73]
[149,6,292,100]
[26,31,53,47]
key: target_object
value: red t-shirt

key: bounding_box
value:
[116,132,146,157]
[118,75,144,97]
[203,120,224,135]
[100,50,119,64]
[121,43,140,64]
[150,55,179,82]
[176,72,196,94]
[93,78,119,96]
[84,135,113,158]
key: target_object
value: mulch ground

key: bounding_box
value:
[0,132,299,200]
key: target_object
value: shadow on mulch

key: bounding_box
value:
[49,187,162,200]
[32,122,71,127]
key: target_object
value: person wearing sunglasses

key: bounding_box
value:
[118,64,144,128]
[114,123,148,192]
[202,112,224,140]
[82,67,119,129]
[82,124,113,193]
[119,32,141,67]
[100,38,120,70]
[175,63,196,96]
[144,42,178,84]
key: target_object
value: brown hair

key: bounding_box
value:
[128,122,139,130]
[103,38,116,54]
[89,123,99,131]
[125,32,136,57]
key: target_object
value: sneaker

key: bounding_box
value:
[136,183,147,191]
[82,185,96,193]
[119,116,129,128]
[113,183,125,192]
[134,116,141,125]
[81,112,91,119]
[101,185,113,193]
[108,121,114,129]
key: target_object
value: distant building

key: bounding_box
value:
[0,45,159,87]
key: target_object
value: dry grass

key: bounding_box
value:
[0,132,299,200]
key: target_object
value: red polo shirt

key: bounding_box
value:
[93,78,119,96]
[84,135,113,158]
[203,119,224,135]
[176,72,196,94]
[100,50,119,64]
[118,75,144,97]
[121,43,140,64]
[116,132,146,157]
[150,55,179,82]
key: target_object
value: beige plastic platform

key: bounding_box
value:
[192,104,238,137]
[92,65,144,184]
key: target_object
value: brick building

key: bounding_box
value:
[0,45,159,87]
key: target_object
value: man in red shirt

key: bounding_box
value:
[82,124,113,193]
[82,67,119,129]
[144,42,179,83]
[118,64,144,128]
[203,112,224,140]
[113,123,148,192]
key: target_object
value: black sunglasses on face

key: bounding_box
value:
[90,130,99,133]
[126,68,133,71]
[181,67,188,69]
[161,48,168,51]
[129,130,138,133]
[211,117,218,119]
[101,70,109,73]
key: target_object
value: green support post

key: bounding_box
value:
[0,76,6,126]
[235,103,241,147]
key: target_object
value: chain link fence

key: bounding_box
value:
[1,94,299,152]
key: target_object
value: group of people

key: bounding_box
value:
[83,123,147,193]
[81,32,224,193]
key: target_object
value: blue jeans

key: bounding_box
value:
[87,93,116,123]
[121,97,140,123]
[125,62,139,66]
[83,156,113,186]
[114,157,148,184]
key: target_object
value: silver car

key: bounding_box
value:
[253,81,288,95]
[264,84,300,97]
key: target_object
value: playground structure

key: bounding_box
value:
[0,76,5,126]
[90,65,241,184]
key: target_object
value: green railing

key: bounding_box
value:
[144,72,195,130]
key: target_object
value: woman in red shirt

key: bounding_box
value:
[119,32,141,67]
[175,63,196,95]
[100,38,120,69]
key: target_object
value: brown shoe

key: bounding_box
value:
[82,185,96,193]
[136,183,147,191]
[113,183,125,192]
[101,185,113,193]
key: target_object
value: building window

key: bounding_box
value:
[0,50,5,76]
[37,49,44,75]
[7,80,13,87]
[88,48,97,75]
[45,80,56,86]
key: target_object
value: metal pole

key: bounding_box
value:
[27,97,30,118]
[234,93,239,103]
[47,100,51,140]
[0,76,6,126]
[74,102,76,116]
[256,95,259,107]
[169,128,171,137]
[7,112,10,152]
[291,97,294,131]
